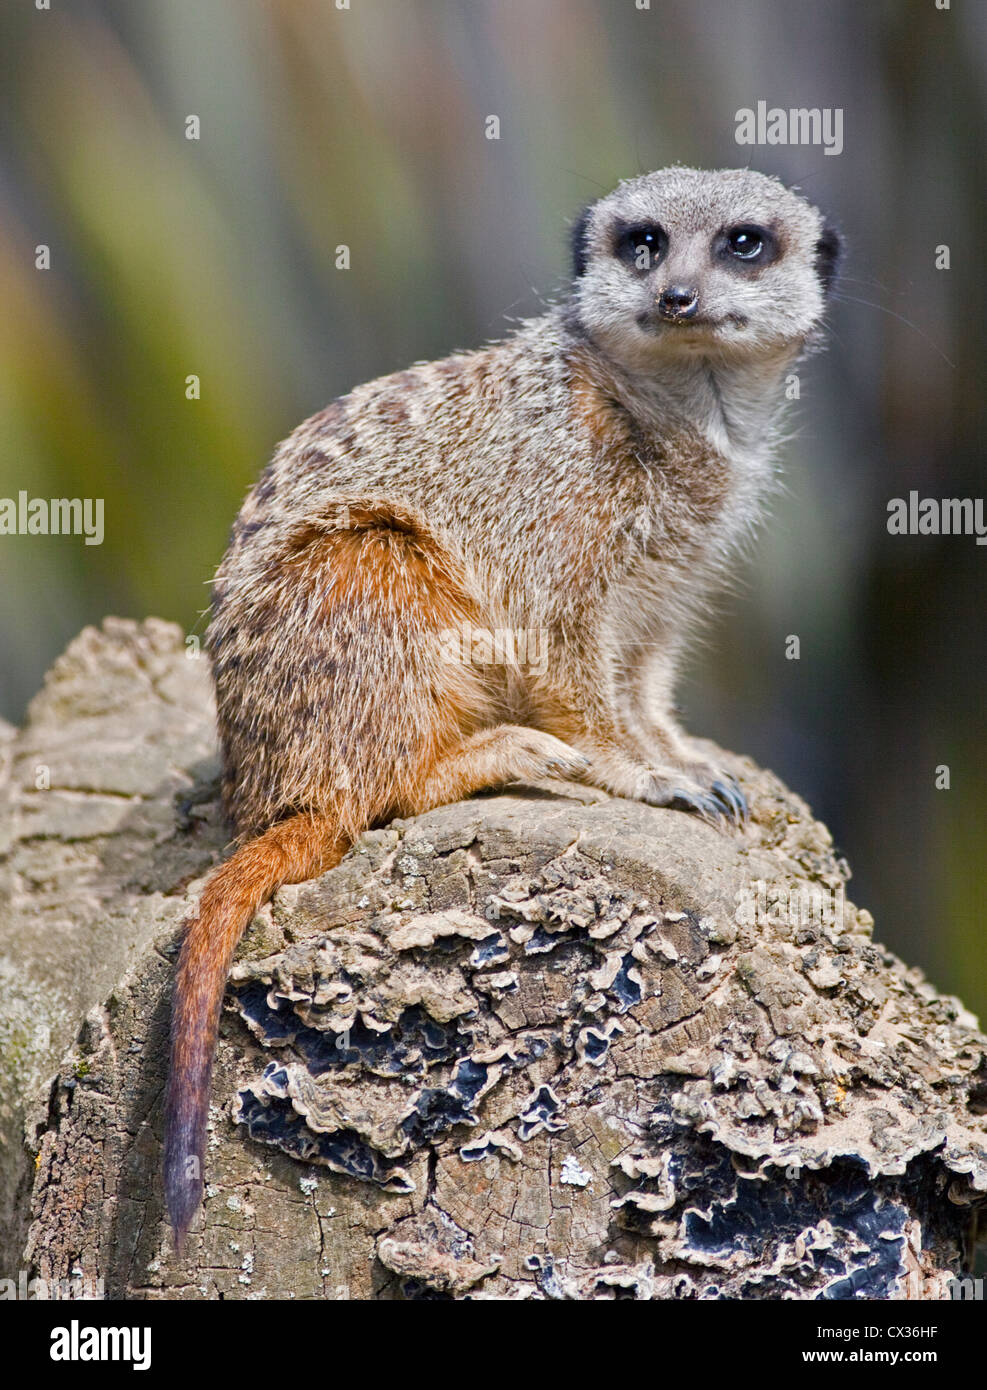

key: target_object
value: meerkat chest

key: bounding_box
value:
[594,425,775,647]
[616,423,768,566]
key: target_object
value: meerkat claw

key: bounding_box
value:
[668,787,728,826]
[712,778,748,825]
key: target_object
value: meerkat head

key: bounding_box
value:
[567,166,842,370]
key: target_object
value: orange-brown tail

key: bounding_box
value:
[163,811,348,1247]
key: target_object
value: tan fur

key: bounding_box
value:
[164,166,839,1244]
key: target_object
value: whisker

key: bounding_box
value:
[556,166,609,194]
[830,292,955,368]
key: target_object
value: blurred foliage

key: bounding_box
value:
[1,0,984,1013]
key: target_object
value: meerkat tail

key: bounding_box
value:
[163,810,348,1247]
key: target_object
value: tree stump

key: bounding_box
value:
[1,619,984,1299]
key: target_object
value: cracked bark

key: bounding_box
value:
[1,618,985,1300]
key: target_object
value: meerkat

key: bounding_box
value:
[164,165,841,1245]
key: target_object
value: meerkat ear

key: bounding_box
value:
[570,204,595,278]
[814,224,843,295]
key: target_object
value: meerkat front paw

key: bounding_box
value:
[638,764,748,827]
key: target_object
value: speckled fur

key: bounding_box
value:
[164,166,840,1244]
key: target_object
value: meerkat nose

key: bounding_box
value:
[657,285,700,321]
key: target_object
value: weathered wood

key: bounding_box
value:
[2,619,984,1298]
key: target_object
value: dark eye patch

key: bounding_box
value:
[717,223,778,268]
[612,219,669,271]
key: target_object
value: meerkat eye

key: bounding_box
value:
[614,222,668,271]
[724,225,768,261]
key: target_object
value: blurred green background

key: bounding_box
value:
[1,0,984,1013]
